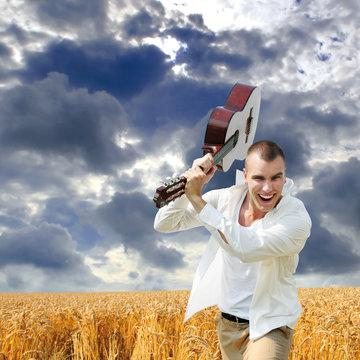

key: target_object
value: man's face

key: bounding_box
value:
[243,153,286,216]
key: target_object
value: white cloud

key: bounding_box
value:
[85,246,141,284]
[160,0,300,32]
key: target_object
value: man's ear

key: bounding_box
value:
[243,168,248,185]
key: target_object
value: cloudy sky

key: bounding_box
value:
[0,0,359,292]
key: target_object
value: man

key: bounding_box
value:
[154,140,311,359]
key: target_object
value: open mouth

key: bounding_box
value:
[258,194,275,202]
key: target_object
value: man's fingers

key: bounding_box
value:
[192,153,214,170]
[204,166,216,182]
[208,166,216,176]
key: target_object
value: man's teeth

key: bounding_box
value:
[259,194,274,200]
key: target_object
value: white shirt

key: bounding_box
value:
[219,191,260,319]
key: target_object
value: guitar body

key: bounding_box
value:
[202,83,261,172]
[153,83,261,208]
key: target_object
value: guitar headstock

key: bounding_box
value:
[153,176,187,208]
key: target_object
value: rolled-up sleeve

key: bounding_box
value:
[154,195,201,233]
[154,188,223,233]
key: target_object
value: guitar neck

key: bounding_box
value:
[212,130,239,166]
[154,130,240,208]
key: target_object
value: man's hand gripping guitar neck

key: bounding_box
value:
[182,153,229,244]
[182,153,216,213]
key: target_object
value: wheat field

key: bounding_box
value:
[0,287,359,360]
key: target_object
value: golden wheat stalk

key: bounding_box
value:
[0,288,359,359]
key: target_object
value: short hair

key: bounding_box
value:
[245,140,286,169]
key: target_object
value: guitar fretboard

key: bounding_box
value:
[213,130,239,166]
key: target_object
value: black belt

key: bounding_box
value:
[221,312,249,324]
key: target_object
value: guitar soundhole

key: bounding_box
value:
[245,108,253,143]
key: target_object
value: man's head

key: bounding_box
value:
[245,140,286,171]
[243,140,286,217]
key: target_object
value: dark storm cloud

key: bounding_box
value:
[123,10,156,38]
[0,222,101,291]
[42,197,79,228]
[0,223,86,270]
[122,7,165,39]
[176,43,252,76]
[0,147,75,200]
[0,215,25,230]
[19,39,171,99]
[97,192,186,270]
[304,157,360,231]
[166,24,215,43]
[0,42,13,80]
[188,14,206,28]
[121,1,167,40]
[297,213,360,275]
[0,72,136,173]
[110,11,267,80]
[286,106,357,137]
[126,78,230,132]
[297,157,360,274]
[41,197,101,251]
[167,26,253,76]
[4,24,28,44]
[0,42,11,57]
[223,28,282,62]
[31,0,107,34]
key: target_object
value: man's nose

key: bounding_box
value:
[263,180,272,192]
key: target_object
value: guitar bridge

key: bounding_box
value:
[245,108,253,143]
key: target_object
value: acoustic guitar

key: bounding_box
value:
[153,83,261,208]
